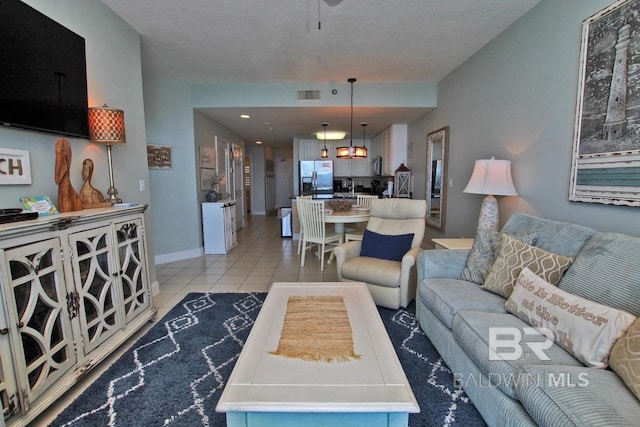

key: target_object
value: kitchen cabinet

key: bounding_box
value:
[380,124,408,176]
[202,200,237,254]
[299,139,320,160]
[0,205,155,426]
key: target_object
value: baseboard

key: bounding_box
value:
[150,280,160,296]
[155,247,203,265]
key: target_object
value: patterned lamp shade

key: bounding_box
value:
[88,104,126,145]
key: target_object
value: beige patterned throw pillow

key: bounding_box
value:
[609,319,640,400]
[482,233,574,298]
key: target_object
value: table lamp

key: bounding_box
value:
[88,104,126,204]
[463,157,518,231]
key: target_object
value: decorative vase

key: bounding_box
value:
[206,190,219,202]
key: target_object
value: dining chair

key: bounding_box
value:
[345,195,378,241]
[296,195,312,255]
[298,198,344,271]
[357,194,378,209]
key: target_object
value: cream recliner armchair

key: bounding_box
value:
[334,198,426,309]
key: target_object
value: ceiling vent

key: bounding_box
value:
[296,90,321,101]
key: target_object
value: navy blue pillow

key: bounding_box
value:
[360,229,415,261]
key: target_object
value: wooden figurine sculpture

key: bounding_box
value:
[79,158,110,208]
[54,138,83,213]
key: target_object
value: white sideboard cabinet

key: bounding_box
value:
[202,200,237,254]
[0,205,156,426]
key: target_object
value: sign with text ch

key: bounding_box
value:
[0,148,31,185]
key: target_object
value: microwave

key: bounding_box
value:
[372,155,383,176]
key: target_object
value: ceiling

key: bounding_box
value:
[101,0,540,146]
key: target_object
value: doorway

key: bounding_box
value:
[244,155,252,213]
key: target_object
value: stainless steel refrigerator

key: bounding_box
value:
[299,160,334,198]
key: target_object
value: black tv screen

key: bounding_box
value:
[0,0,89,139]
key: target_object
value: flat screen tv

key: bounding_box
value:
[0,0,89,139]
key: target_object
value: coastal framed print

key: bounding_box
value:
[569,0,640,206]
[147,145,172,169]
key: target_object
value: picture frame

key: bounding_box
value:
[0,148,32,185]
[146,145,172,169]
[569,0,640,206]
[199,145,216,169]
[200,167,216,191]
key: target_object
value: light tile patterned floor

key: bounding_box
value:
[35,213,339,425]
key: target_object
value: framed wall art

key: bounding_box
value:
[569,0,640,206]
[200,167,216,191]
[0,148,31,184]
[146,145,172,169]
[199,145,216,169]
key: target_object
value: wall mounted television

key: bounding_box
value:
[0,0,89,139]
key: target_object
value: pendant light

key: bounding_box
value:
[336,78,367,159]
[320,122,329,158]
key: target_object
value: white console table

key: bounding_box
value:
[432,238,474,250]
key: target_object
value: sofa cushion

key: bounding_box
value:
[514,364,640,427]
[558,232,640,317]
[418,279,507,329]
[360,229,414,261]
[452,311,583,399]
[341,256,401,288]
[482,234,574,298]
[609,318,640,401]
[506,268,636,368]
[501,213,595,258]
[459,230,537,285]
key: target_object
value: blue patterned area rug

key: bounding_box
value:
[51,292,486,427]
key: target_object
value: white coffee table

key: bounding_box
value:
[216,282,419,427]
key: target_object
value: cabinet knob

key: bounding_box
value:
[17,322,24,328]
[0,328,8,335]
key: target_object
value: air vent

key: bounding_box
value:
[296,90,321,101]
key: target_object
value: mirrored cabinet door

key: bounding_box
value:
[69,226,121,355]
[5,238,77,408]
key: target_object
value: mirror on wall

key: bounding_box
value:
[426,126,449,231]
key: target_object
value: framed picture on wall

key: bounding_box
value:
[569,0,640,207]
[200,167,216,191]
[199,145,216,169]
[147,145,172,169]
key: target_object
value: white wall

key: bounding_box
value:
[0,0,156,278]
[274,145,294,208]
[408,0,639,244]
[143,77,200,263]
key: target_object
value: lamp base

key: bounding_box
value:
[476,195,499,232]
[105,144,122,204]
[107,187,122,204]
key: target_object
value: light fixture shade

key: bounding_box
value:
[88,104,126,145]
[463,157,518,196]
[320,147,329,158]
[336,145,354,159]
[353,146,367,158]
[315,130,346,140]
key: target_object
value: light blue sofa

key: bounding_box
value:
[416,213,640,426]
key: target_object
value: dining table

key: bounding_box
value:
[324,209,371,234]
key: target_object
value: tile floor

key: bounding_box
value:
[35,213,339,425]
